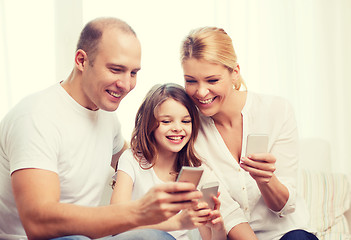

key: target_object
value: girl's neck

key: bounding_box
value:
[152,150,178,182]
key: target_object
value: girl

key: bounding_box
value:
[110,83,254,240]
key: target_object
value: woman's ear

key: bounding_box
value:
[231,64,241,89]
[75,49,88,71]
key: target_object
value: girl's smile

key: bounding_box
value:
[154,98,192,156]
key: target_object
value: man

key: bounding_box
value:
[0,17,201,240]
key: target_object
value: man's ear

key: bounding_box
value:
[75,49,88,71]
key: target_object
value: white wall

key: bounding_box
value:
[1,0,350,173]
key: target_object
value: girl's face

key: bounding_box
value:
[182,58,238,117]
[154,98,192,156]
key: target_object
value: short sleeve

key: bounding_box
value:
[6,113,60,174]
[116,150,136,182]
[112,114,125,155]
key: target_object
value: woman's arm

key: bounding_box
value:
[240,153,289,211]
[227,222,258,240]
[240,100,298,212]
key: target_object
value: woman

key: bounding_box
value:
[180,27,318,240]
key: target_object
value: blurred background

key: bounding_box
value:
[1,0,350,172]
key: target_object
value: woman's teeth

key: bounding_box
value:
[199,98,213,104]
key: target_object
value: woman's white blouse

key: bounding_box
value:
[194,91,309,240]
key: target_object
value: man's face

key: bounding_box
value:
[80,28,141,111]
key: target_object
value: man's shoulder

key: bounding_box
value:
[8,84,60,114]
[0,84,62,129]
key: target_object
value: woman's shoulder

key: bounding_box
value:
[247,91,293,112]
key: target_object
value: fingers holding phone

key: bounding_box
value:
[240,134,277,183]
[136,181,203,224]
[200,181,219,210]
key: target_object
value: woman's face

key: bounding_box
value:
[182,58,237,117]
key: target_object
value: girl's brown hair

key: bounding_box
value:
[131,83,201,173]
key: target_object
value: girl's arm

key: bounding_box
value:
[110,170,133,204]
[198,195,226,240]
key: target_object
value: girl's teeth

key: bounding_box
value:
[168,136,182,140]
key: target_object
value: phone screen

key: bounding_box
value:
[245,134,269,156]
[176,166,204,187]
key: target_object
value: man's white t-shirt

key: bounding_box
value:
[0,83,124,239]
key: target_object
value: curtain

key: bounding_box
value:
[1,0,350,172]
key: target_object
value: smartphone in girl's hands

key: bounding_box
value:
[200,181,219,209]
[176,166,204,187]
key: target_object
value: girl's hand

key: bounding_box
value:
[240,153,276,184]
[177,201,212,230]
[200,193,226,240]
[206,194,225,232]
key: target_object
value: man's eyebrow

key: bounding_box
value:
[107,63,141,71]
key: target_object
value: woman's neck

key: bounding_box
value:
[212,90,247,128]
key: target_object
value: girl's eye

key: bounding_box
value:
[161,120,171,124]
[182,119,191,124]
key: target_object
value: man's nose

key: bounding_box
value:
[116,75,132,92]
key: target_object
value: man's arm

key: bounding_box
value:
[12,168,202,240]
[111,141,129,170]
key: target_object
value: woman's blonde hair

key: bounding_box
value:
[180,27,246,90]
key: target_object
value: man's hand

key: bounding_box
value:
[134,182,202,226]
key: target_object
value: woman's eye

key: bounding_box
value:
[208,79,219,83]
[185,79,196,83]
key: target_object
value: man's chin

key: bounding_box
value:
[101,103,120,112]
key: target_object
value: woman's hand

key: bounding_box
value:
[240,153,289,212]
[240,153,276,184]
